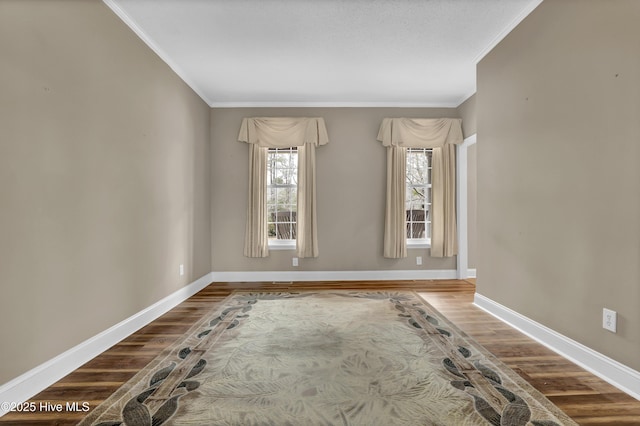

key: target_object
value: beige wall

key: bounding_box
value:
[478,0,640,370]
[458,94,477,138]
[211,108,459,272]
[0,0,211,384]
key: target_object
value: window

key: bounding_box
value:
[267,147,298,245]
[406,148,432,243]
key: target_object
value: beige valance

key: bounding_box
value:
[377,118,463,148]
[238,117,329,148]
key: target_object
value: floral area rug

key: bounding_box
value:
[79,291,576,425]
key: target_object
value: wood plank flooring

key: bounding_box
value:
[1,279,639,425]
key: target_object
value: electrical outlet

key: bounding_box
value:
[179,264,184,276]
[416,256,422,265]
[602,308,617,333]
[292,257,298,267]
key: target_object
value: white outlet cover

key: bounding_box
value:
[603,308,617,333]
[179,264,184,276]
[292,257,298,267]
[416,256,422,265]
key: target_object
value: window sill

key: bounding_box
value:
[268,240,296,250]
[407,239,431,249]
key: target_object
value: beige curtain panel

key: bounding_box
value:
[296,144,319,258]
[239,117,328,258]
[430,144,458,257]
[243,144,269,258]
[384,146,407,258]
[377,118,463,258]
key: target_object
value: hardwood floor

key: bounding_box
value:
[2,279,639,425]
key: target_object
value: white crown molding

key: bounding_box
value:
[209,101,460,109]
[102,0,215,106]
[103,0,541,109]
[473,0,544,64]
[474,293,640,401]
[0,272,214,417]
[211,269,457,282]
[455,90,477,108]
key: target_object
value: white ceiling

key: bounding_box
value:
[105,0,542,107]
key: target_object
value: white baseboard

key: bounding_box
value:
[211,269,457,282]
[0,272,214,417]
[474,293,640,400]
[0,269,463,417]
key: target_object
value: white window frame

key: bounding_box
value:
[406,148,432,248]
[267,147,297,250]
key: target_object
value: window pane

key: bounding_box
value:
[406,148,431,240]
[267,187,276,206]
[267,148,298,240]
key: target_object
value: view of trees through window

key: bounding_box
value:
[267,147,298,240]
[406,148,432,240]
